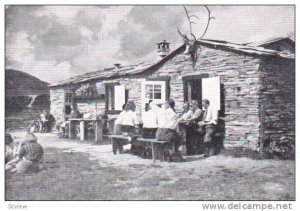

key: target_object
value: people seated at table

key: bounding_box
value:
[181,102,192,120]
[121,101,138,136]
[114,104,126,135]
[59,106,82,138]
[155,99,182,159]
[142,101,160,139]
[183,100,203,155]
[197,99,218,158]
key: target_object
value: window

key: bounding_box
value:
[105,83,127,113]
[141,80,167,111]
[64,90,73,120]
[145,84,162,99]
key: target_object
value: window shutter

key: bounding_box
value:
[202,77,220,110]
[114,85,126,110]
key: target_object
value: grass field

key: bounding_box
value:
[5,132,295,200]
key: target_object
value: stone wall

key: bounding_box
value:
[50,88,65,123]
[150,46,261,148]
[77,101,106,115]
[259,57,295,141]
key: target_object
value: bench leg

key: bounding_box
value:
[151,142,155,163]
[112,138,117,155]
[118,144,124,154]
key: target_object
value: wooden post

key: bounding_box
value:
[69,120,75,138]
[151,142,155,162]
[80,120,85,141]
[95,120,103,143]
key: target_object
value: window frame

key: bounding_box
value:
[141,77,170,111]
[105,82,128,114]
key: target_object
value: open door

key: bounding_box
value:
[202,76,221,110]
[114,85,126,111]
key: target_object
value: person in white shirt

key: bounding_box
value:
[156,99,183,160]
[181,102,192,120]
[114,104,126,135]
[183,100,203,155]
[142,102,160,138]
[198,99,218,157]
[122,101,138,136]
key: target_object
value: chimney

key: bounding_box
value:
[157,40,170,58]
[114,63,121,69]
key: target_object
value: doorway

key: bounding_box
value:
[183,74,209,107]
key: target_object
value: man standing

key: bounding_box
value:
[198,99,218,157]
[5,133,45,173]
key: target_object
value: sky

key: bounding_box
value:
[5,5,295,84]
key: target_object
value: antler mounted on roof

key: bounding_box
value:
[178,5,215,68]
[178,5,215,42]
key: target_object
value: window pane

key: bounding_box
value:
[146,85,153,92]
[154,85,161,92]
[154,92,161,99]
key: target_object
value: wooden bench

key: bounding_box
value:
[137,138,175,162]
[107,135,132,155]
[107,135,174,162]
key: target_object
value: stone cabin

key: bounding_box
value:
[49,38,295,150]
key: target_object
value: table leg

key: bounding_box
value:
[95,120,103,143]
[151,142,155,163]
[112,138,117,155]
[80,121,85,141]
[69,121,75,138]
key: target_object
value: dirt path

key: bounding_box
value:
[8,130,295,200]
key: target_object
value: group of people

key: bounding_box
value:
[59,105,109,139]
[28,110,56,133]
[181,100,219,157]
[5,133,45,173]
[114,98,219,159]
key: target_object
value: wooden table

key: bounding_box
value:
[68,118,103,142]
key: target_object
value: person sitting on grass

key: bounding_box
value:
[5,133,45,173]
[5,133,19,164]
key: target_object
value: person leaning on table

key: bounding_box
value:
[5,133,45,173]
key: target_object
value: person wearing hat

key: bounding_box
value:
[5,133,45,173]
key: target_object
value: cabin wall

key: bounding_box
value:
[149,46,261,148]
[50,88,65,124]
[259,57,295,141]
